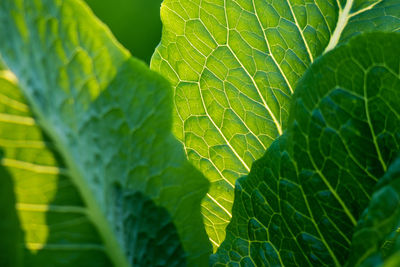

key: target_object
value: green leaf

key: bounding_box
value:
[0,163,22,267]
[0,68,113,266]
[211,32,400,266]
[0,167,23,267]
[0,0,212,266]
[0,71,24,266]
[382,251,400,267]
[151,0,400,247]
[346,155,400,267]
[84,0,162,63]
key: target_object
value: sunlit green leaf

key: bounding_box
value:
[151,0,400,248]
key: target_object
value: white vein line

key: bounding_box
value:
[1,158,68,175]
[207,193,232,217]
[163,5,187,23]
[209,237,219,247]
[251,0,295,96]
[203,77,267,150]
[155,50,189,150]
[16,203,86,214]
[315,1,333,35]
[181,2,251,173]
[226,0,283,135]
[191,14,275,149]
[349,0,383,18]
[204,153,235,188]
[195,83,251,171]
[224,96,267,150]
[224,43,283,136]
[285,0,314,62]
[187,134,235,188]
[324,0,354,53]
[25,243,105,251]
[202,204,231,222]
[173,22,268,151]
[336,0,343,11]
[0,113,35,125]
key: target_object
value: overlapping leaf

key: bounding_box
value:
[151,0,400,247]
[211,32,400,266]
[0,0,212,265]
[346,155,400,266]
[0,66,112,266]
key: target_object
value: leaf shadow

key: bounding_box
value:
[0,148,24,267]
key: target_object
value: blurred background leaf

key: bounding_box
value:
[85,0,162,64]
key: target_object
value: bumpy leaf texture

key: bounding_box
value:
[347,155,400,267]
[151,0,400,248]
[0,66,114,267]
[0,0,212,266]
[211,32,400,266]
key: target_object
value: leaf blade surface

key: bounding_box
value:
[152,0,400,247]
[0,0,212,265]
[211,32,400,266]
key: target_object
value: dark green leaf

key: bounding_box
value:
[211,32,400,266]
[346,155,400,266]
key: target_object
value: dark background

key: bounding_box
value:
[85,0,163,64]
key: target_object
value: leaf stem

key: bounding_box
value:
[324,0,354,53]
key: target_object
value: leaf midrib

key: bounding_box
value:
[37,116,130,267]
[324,0,354,53]
[11,76,131,267]
[0,71,125,263]
[324,0,385,53]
